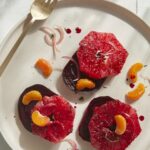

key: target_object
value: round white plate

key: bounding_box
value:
[0,0,150,150]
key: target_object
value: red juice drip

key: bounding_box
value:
[130,83,135,88]
[65,28,72,34]
[75,27,82,33]
[139,115,144,121]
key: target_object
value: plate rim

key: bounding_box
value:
[0,0,150,149]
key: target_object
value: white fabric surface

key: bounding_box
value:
[0,0,149,149]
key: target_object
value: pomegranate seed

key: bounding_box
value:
[139,115,144,121]
[130,83,135,88]
[65,28,72,34]
[75,27,82,33]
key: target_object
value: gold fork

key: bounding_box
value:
[0,0,57,76]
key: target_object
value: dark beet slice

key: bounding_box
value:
[77,31,128,79]
[31,96,75,143]
[79,96,114,141]
[18,84,56,132]
[88,100,141,150]
[62,53,106,92]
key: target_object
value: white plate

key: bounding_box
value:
[0,0,150,150]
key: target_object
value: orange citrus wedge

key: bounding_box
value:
[115,115,127,135]
[31,110,50,127]
[22,90,42,105]
[76,79,95,90]
[126,83,145,101]
[35,58,53,77]
[128,63,143,83]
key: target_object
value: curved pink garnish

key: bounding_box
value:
[55,26,64,44]
[40,26,64,46]
[63,139,78,150]
[40,27,59,57]
[62,56,80,81]
[40,27,56,46]
[39,27,56,38]
[53,35,60,52]
[40,26,64,57]
[44,34,52,46]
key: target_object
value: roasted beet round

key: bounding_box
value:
[79,96,141,150]
[18,84,75,143]
[18,84,55,132]
[62,53,105,92]
[79,96,114,141]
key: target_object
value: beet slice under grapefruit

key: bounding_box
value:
[79,96,114,141]
[18,84,75,143]
[77,31,128,79]
[63,31,128,92]
[62,53,105,92]
[79,96,141,150]
[18,84,55,132]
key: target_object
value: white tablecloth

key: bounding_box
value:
[0,0,149,149]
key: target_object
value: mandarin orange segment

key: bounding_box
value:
[31,110,50,127]
[76,79,96,90]
[126,83,145,101]
[128,63,143,83]
[35,58,53,77]
[115,115,127,135]
[22,90,42,105]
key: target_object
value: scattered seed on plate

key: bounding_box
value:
[139,115,144,121]
[65,28,72,34]
[79,96,84,101]
[75,27,82,33]
[129,83,135,88]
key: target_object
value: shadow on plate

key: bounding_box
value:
[75,129,95,150]
[0,133,11,150]
[56,0,150,43]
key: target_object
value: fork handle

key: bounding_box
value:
[0,18,35,76]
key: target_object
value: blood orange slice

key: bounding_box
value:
[88,100,141,150]
[77,31,128,79]
[31,96,75,143]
